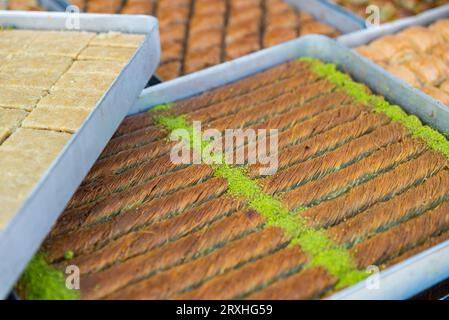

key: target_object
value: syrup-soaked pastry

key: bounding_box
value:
[355,46,387,65]
[113,0,340,79]
[429,19,449,42]
[121,0,153,14]
[439,79,449,96]
[156,61,182,80]
[368,35,417,64]
[332,0,448,23]
[185,46,221,74]
[429,42,449,64]
[19,59,449,300]
[422,85,449,106]
[87,0,122,13]
[226,34,261,61]
[398,26,444,53]
[264,28,298,48]
[406,55,449,86]
[188,29,223,52]
[195,0,226,16]
[385,64,422,88]
[159,24,187,42]
[189,15,225,36]
[226,19,261,45]
[300,21,340,37]
[160,41,184,64]
[157,7,190,29]
[70,0,87,11]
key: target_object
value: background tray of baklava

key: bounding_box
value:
[339,5,449,130]
[319,0,449,25]
[0,10,159,299]
[130,36,449,300]
[0,0,70,11]
[25,0,363,80]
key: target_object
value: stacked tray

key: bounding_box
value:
[17,36,449,300]
[66,0,358,80]
[2,0,69,11]
[323,0,449,24]
[2,0,43,10]
[338,6,449,126]
[0,10,159,299]
[355,19,449,105]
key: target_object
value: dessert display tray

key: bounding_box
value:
[129,35,449,300]
[338,4,449,47]
[337,4,449,130]
[64,0,363,80]
[0,10,159,299]
[287,0,364,32]
[317,0,449,26]
[39,0,71,11]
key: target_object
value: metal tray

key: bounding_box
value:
[0,10,160,299]
[317,0,449,28]
[336,4,449,138]
[338,3,449,47]
[38,0,71,11]
[308,0,367,29]
[284,0,364,33]
[154,0,363,82]
[131,35,449,299]
[59,0,362,83]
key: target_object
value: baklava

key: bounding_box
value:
[19,59,449,300]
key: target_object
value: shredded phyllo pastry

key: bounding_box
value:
[72,0,340,79]
[20,59,449,300]
[0,28,144,230]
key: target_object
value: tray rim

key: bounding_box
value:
[317,0,449,29]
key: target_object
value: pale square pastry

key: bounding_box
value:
[0,127,10,144]
[67,60,125,75]
[22,106,90,133]
[1,195,28,229]
[25,40,89,58]
[90,32,145,48]
[0,129,71,229]
[37,89,103,110]
[0,87,47,111]
[0,29,42,42]
[1,127,71,155]
[33,31,95,43]
[0,39,29,54]
[0,53,12,66]
[78,46,136,62]
[0,107,28,130]
[2,54,74,73]
[0,151,43,229]
[52,72,116,92]
[0,69,62,90]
